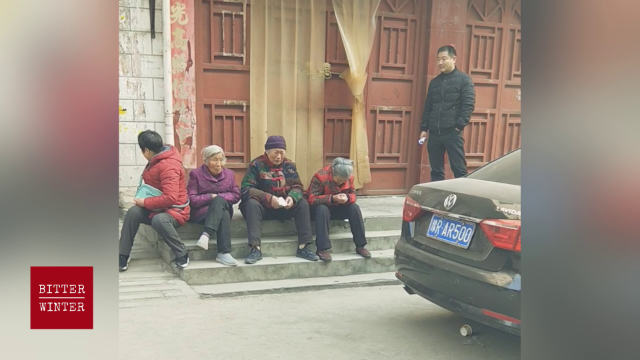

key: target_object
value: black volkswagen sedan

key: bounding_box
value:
[395,149,521,335]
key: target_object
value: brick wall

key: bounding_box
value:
[119,0,165,214]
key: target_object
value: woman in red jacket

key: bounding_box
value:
[119,130,190,271]
[307,157,370,262]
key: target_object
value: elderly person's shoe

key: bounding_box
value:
[356,247,371,258]
[216,252,238,266]
[316,250,332,262]
[296,244,319,261]
[196,232,209,250]
[245,246,263,264]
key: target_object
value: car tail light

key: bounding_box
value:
[402,196,423,222]
[480,219,521,252]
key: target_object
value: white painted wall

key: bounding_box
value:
[119,0,165,214]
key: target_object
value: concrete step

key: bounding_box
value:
[177,249,395,285]
[118,258,197,309]
[171,214,402,240]
[191,272,400,298]
[129,233,160,260]
[130,247,160,260]
[156,229,400,263]
[119,258,167,272]
[128,196,403,241]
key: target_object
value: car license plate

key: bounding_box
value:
[426,214,476,249]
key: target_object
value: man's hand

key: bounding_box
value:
[134,198,145,207]
[284,196,294,209]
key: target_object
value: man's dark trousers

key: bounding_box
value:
[427,130,467,181]
[119,205,187,258]
[312,203,366,251]
[240,198,313,247]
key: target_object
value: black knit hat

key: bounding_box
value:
[265,135,286,150]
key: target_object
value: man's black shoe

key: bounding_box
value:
[119,254,130,272]
[245,247,263,264]
[175,254,189,268]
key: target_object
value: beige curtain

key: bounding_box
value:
[332,0,380,189]
[250,0,326,187]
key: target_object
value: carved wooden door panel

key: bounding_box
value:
[462,0,521,171]
[195,0,251,182]
[323,5,353,167]
[324,0,428,194]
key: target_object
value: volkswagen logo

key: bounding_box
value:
[443,194,457,210]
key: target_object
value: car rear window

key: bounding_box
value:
[467,149,521,185]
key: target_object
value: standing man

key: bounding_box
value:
[239,135,318,264]
[119,130,191,271]
[419,45,475,181]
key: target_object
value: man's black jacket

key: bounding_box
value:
[420,68,475,135]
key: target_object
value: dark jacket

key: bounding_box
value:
[187,166,240,222]
[306,165,356,206]
[420,68,475,135]
[240,154,304,208]
[141,145,190,225]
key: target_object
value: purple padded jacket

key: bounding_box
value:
[187,165,240,222]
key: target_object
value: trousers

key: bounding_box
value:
[312,203,367,251]
[240,198,313,247]
[119,205,187,258]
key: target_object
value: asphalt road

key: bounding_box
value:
[119,284,520,359]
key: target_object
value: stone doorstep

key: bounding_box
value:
[130,248,160,260]
[192,272,400,298]
[129,231,161,260]
[134,214,402,245]
[118,258,199,309]
[174,215,403,239]
[155,229,400,263]
[177,249,396,285]
[120,196,404,292]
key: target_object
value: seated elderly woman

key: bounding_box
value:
[307,157,370,262]
[187,145,241,266]
[239,135,318,264]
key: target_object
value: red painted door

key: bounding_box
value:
[324,0,429,195]
[195,0,251,184]
[193,0,521,189]
[415,0,521,182]
[463,0,522,166]
[432,0,522,179]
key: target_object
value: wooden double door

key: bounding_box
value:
[194,0,521,193]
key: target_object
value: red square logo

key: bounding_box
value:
[30,266,93,329]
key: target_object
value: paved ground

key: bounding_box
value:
[350,195,405,217]
[118,258,198,309]
[118,195,520,358]
[119,285,520,359]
